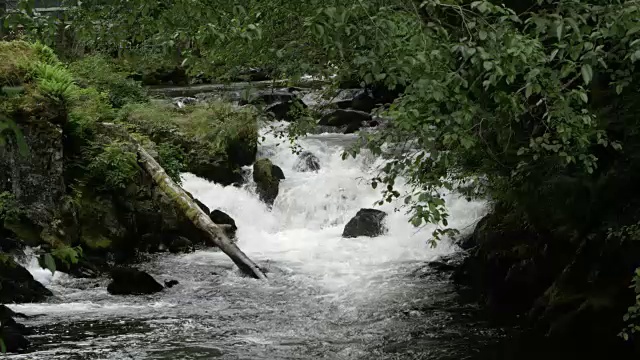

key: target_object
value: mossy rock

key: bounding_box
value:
[253,159,281,206]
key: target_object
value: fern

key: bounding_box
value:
[30,62,77,105]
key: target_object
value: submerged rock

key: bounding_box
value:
[210,210,238,238]
[294,151,320,172]
[253,159,282,207]
[342,209,388,238]
[0,256,53,303]
[107,267,164,295]
[164,279,179,288]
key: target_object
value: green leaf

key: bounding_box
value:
[555,22,563,39]
[579,92,588,103]
[478,30,487,41]
[627,26,640,36]
[43,253,56,275]
[581,64,593,85]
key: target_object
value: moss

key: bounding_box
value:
[0,41,36,86]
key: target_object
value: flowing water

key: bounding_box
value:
[6,126,497,360]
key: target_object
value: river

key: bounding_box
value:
[6,125,499,359]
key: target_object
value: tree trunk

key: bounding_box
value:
[136,143,267,279]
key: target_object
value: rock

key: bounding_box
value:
[240,91,296,106]
[342,209,388,238]
[294,151,320,172]
[332,89,376,113]
[194,198,210,215]
[0,256,53,303]
[167,236,193,254]
[350,90,377,112]
[253,159,282,206]
[0,119,67,246]
[209,209,238,231]
[235,67,272,82]
[107,267,164,295]
[318,109,372,127]
[344,122,362,134]
[264,99,307,122]
[164,279,179,288]
[210,209,238,237]
[0,326,30,353]
[271,165,285,180]
[173,97,197,109]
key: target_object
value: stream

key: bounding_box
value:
[6,126,499,359]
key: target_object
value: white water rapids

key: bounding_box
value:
[7,127,490,359]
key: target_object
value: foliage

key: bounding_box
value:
[86,141,141,192]
[622,267,640,340]
[41,245,83,274]
[0,192,20,223]
[68,55,147,108]
[2,0,67,48]
[124,101,258,160]
[156,143,186,184]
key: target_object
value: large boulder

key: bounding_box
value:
[0,119,68,246]
[0,256,52,303]
[342,209,388,238]
[253,159,282,206]
[294,151,320,172]
[210,210,238,238]
[318,109,372,127]
[332,89,376,113]
[107,267,164,295]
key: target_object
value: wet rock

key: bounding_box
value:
[0,256,52,303]
[168,236,194,254]
[107,267,164,295]
[294,151,320,172]
[318,109,372,127]
[0,326,30,353]
[344,122,362,134]
[164,279,179,288]
[342,209,388,238]
[264,99,307,122]
[253,159,282,207]
[210,209,238,239]
[271,165,285,180]
[333,89,376,113]
[0,119,67,246]
[194,199,210,215]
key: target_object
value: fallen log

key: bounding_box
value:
[102,123,267,279]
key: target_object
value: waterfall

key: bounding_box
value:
[9,124,488,360]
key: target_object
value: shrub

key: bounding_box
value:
[86,141,141,191]
[68,55,147,108]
